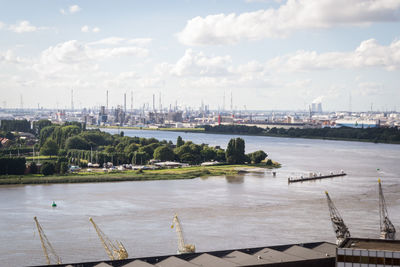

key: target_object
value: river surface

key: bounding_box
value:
[1,129,400,266]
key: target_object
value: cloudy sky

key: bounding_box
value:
[1,0,400,111]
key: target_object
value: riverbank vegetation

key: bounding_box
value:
[0,120,277,183]
[204,125,400,144]
[0,163,280,185]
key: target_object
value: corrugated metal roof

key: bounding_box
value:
[190,253,238,267]
[311,242,336,257]
[253,247,303,262]
[33,241,336,267]
[283,245,329,260]
[156,256,199,267]
[223,250,274,265]
[124,260,156,267]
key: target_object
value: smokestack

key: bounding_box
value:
[152,94,155,112]
[124,93,127,113]
[71,89,74,111]
[106,90,109,111]
[131,91,133,113]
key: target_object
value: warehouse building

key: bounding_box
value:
[34,241,336,267]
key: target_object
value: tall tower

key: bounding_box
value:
[223,91,225,112]
[131,91,133,113]
[230,91,233,112]
[20,94,23,110]
[159,92,162,112]
[124,93,127,113]
[106,90,109,111]
[71,89,74,111]
[152,94,155,112]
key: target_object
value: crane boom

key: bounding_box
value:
[325,192,350,245]
[171,214,195,254]
[33,216,61,265]
[378,179,396,240]
[89,217,128,260]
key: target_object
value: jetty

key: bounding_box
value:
[288,171,346,183]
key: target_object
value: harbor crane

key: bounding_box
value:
[325,192,351,245]
[89,217,128,260]
[171,214,195,254]
[33,216,61,265]
[378,179,396,240]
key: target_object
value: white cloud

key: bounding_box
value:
[81,25,90,33]
[268,39,400,71]
[60,9,66,15]
[9,21,38,33]
[89,37,152,46]
[178,0,400,45]
[69,5,81,14]
[33,39,150,78]
[0,21,5,29]
[0,50,26,64]
[170,49,232,76]
[81,25,101,33]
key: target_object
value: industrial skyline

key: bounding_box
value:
[1,1,400,111]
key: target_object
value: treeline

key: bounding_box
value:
[204,125,400,143]
[0,119,31,133]
[0,157,26,175]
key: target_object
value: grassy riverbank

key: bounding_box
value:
[0,163,280,185]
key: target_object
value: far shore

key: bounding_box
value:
[0,163,281,185]
[92,125,400,145]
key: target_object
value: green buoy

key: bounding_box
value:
[52,201,57,207]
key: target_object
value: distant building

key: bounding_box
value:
[335,119,379,128]
[166,111,183,122]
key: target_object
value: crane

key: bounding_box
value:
[171,214,195,254]
[325,191,351,245]
[89,217,128,260]
[378,179,396,240]
[33,216,61,265]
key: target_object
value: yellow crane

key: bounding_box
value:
[171,214,195,254]
[89,217,128,260]
[33,216,61,265]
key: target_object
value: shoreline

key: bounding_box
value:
[93,126,400,145]
[0,163,280,185]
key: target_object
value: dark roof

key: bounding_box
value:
[339,238,400,251]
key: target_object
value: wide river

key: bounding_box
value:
[1,129,400,266]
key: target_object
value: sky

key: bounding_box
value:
[0,0,400,112]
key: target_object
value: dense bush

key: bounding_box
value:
[0,157,26,175]
[41,162,55,176]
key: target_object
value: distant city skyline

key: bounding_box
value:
[1,0,400,111]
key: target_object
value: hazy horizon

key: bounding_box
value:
[1,0,400,112]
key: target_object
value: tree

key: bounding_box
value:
[29,162,38,174]
[249,150,267,164]
[65,136,90,150]
[153,146,175,161]
[41,162,55,176]
[40,139,59,157]
[33,119,52,136]
[225,138,245,164]
[200,147,216,161]
[60,162,69,174]
[132,151,150,165]
[176,136,184,147]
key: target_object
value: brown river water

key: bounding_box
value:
[0,129,399,266]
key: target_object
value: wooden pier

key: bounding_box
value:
[288,172,346,183]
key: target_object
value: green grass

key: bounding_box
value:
[0,163,280,185]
